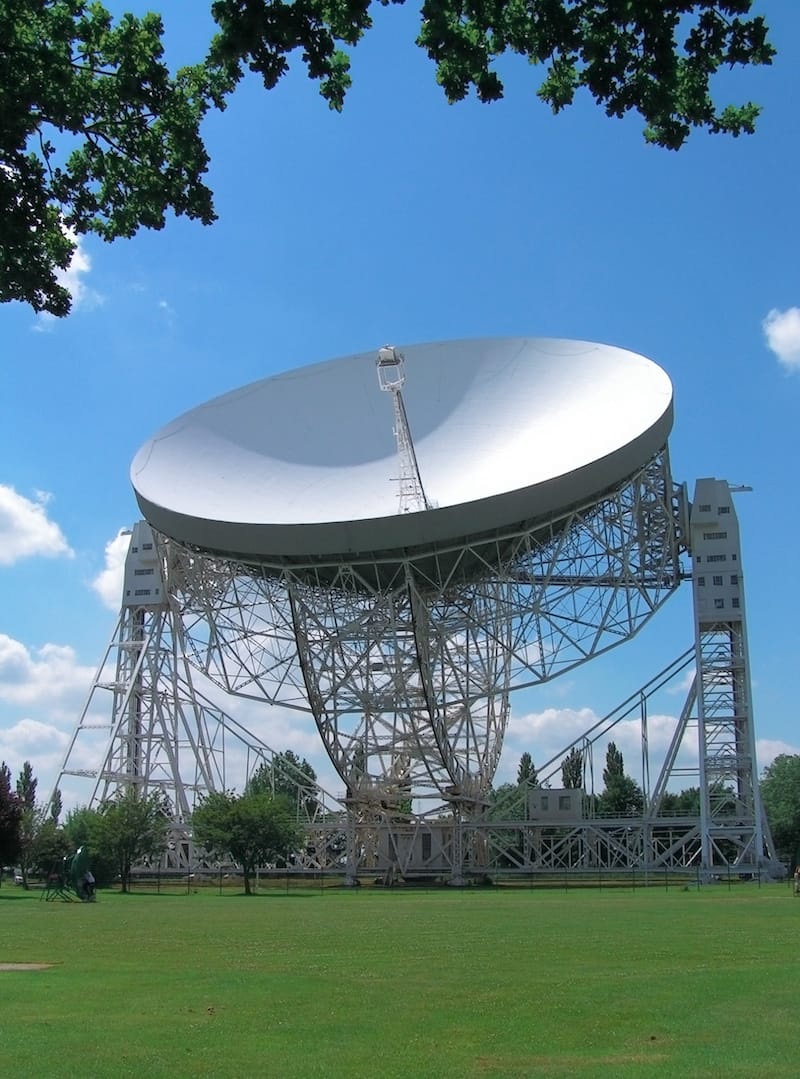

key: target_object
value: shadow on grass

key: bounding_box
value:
[229,891,319,899]
[100,889,321,900]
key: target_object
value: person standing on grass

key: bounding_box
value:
[794,866,800,895]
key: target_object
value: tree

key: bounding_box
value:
[207,0,774,148]
[193,790,301,895]
[597,742,643,816]
[760,754,800,868]
[602,742,624,788]
[658,787,701,817]
[50,788,63,825]
[1,1,230,316]
[0,762,23,880]
[62,805,117,886]
[16,760,37,810]
[3,2,774,316]
[16,809,39,889]
[517,751,538,787]
[247,750,318,817]
[95,787,169,892]
[598,774,644,817]
[14,760,39,888]
[30,817,72,879]
[561,747,583,789]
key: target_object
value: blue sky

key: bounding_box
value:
[1,2,798,808]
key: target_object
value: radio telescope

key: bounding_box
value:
[129,337,683,861]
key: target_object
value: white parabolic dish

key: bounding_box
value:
[131,338,673,567]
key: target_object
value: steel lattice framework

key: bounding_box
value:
[50,522,342,870]
[167,448,683,821]
[696,623,765,866]
[50,477,782,883]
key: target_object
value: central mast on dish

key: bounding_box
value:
[376,346,430,514]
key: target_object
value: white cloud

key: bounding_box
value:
[33,232,102,329]
[763,307,800,371]
[507,706,599,749]
[0,720,70,794]
[0,635,95,706]
[0,634,109,807]
[500,703,701,791]
[59,231,92,305]
[91,529,132,610]
[0,718,68,757]
[757,739,800,772]
[666,667,695,695]
[0,484,73,565]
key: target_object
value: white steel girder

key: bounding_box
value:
[170,448,683,826]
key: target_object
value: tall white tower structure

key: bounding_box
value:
[689,478,772,873]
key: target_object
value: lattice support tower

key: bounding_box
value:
[688,478,775,875]
[50,523,344,871]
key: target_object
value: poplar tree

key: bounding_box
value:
[0,763,23,879]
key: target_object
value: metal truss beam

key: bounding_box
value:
[171,448,682,825]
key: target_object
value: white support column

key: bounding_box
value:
[689,478,775,874]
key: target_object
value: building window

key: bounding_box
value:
[697,576,705,586]
[698,504,711,512]
[696,556,701,563]
[714,598,724,609]
[134,588,151,596]
[731,574,738,585]
[559,795,571,811]
[719,506,730,514]
[707,554,726,563]
[134,567,154,577]
[540,795,549,811]
[703,531,728,541]
[732,553,737,561]
[732,597,740,609]
[422,832,432,861]
[713,575,723,586]
[131,546,138,553]
[142,542,153,550]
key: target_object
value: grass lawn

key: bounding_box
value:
[1,882,795,1078]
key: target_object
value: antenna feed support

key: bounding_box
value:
[376,345,405,392]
